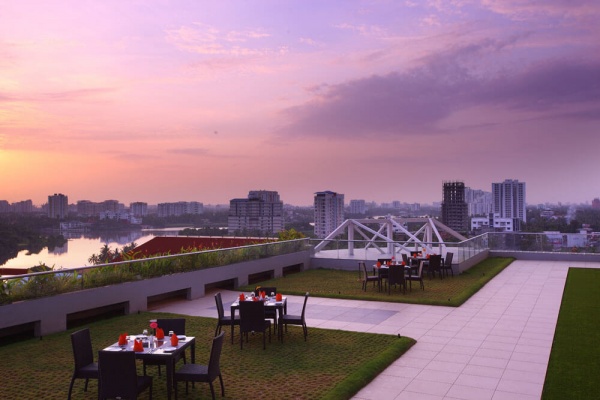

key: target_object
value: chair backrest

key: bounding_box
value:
[207,332,225,380]
[215,293,225,319]
[361,262,369,277]
[428,254,442,268]
[156,318,186,336]
[98,350,139,399]
[71,328,94,371]
[401,253,409,264]
[239,301,267,333]
[445,252,454,266]
[416,260,425,277]
[388,264,404,286]
[301,292,309,319]
[255,286,277,296]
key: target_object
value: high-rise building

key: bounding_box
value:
[12,200,33,213]
[441,181,469,233]
[157,201,204,217]
[130,202,148,217]
[349,199,366,215]
[77,199,125,217]
[48,193,68,219]
[592,198,600,210]
[492,179,526,229]
[314,191,345,238]
[228,190,284,235]
[465,187,493,216]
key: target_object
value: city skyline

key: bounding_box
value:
[2,1,599,206]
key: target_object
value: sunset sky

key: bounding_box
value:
[1,1,599,207]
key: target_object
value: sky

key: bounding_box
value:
[1,1,599,207]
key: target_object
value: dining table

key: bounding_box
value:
[230,296,288,341]
[103,334,196,400]
[373,263,414,291]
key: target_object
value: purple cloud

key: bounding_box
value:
[277,40,600,138]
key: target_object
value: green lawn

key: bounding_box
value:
[542,268,600,399]
[0,257,514,399]
[241,257,514,307]
[0,312,414,400]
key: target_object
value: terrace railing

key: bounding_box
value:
[0,238,310,305]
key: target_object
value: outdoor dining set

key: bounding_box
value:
[361,251,454,294]
[68,290,309,400]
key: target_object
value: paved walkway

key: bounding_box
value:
[151,260,600,400]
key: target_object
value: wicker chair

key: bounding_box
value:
[239,301,271,350]
[68,328,99,400]
[214,292,240,344]
[174,332,225,400]
[280,292,309,342]
[98,350,152,400]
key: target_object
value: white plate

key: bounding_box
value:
[177,335,186,340]
[106,347,123,351]
[162,346,177,352]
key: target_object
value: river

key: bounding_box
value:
[0,228,189,270]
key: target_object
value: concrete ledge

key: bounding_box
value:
[0,251,310,337]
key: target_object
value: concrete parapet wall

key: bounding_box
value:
[0,251,311,337]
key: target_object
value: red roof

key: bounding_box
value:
[127,236,274,258]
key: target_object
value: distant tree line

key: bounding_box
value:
[0,215,66,267]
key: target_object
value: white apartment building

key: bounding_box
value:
[157,201,204,217]
[492,179,527,225]
[130,202,148,217]
[349,199,366,214]
[228,190,284,235]
[471,215,517,232]
[314,191,345,238]
[465,187,493,216]
[48,193,68,219]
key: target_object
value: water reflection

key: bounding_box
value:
[1,228,188,270]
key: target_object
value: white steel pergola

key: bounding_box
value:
[314,215,467,257]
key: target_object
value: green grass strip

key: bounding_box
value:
[0,312,414,400]
[542,268,600,399]
[243,257,514,307]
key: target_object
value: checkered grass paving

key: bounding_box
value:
[0,312,414,399]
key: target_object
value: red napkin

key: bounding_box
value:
[376,261,381,268]
[118,333,128,346]
[427,254,430,259]
[170,334,179,347]
[239,293,245,301]
[401,261,406,266]
[133,339,144,352]
[252,296,258,302]
[156,328,164,340]
[261,291,266,299]
[276,293,282,301]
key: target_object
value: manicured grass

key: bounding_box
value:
[542,268,600,399]
[0,312,414,400]
[242,257,514,307]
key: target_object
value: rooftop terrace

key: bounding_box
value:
[151,259,600,400]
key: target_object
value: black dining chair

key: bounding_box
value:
[144,318,187,376]
[98,350,153,400]
[426,255,443,280]
[280,292,309,342]
[387,264,405,294]
[441,252,454,277]
[407,260,425,291]
[254,286,278,330]
[173,332,225,400]
[239,300,271,350]
[214,292,240,344]
[68,328,99,400]
[360,262,378,291]
[376,259,391,291]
